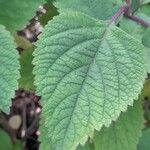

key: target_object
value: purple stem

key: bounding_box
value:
[126,15,150,28]
[111,4,129,24]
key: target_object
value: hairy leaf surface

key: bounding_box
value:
[0,25,20,112]
[94,99,143,150]
[54,0,122,20]
[33,12,147,150]
[0,0,45,31]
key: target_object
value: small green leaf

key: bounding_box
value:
[0,0,45,31]
[0,25,20,113]
[19,48,35,91]
[54,0,122,20]
[33,12,147,150]
[137,128,150,150]
[94,99,143,150]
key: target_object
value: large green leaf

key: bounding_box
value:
[137,128,150,150]
[0,0,45,31]
[0,25,20,113]
[94,99,143,150]
[33,12,147,150]
[54,0,122,20]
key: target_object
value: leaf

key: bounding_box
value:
[0,25,20,113]
[14,34,33,50]
[146,48,150,73]
[13,141,24,150]
[138,4,150,17]
[39,3,58,26]
[94,99,143,150]
[77,143,93,150]
[0,0,45,31]
[131,0,150,12]
[54,0,122,20]
[119,17,146,40]
[131,0,140,12]
[135,4,150,24]
[142,28,150,48]
[0,128,23,150]
[0,128,13,150]
[141,0,150,5]
[19,48,35,91]
[137,128,150,150]
[33,12,147,150]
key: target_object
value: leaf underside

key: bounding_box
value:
[94,99,143,150]
[0,25,20,113]
[0,0,45,31]
[33,12,146,150]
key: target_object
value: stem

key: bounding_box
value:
[111,4,129,24]
[126,14,150,28]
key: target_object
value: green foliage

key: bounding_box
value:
[141,0,150,5]
[131,0,150,13]
[142,28,150,48]
[39,3,58,26]
[0,0,149,149]
[0,128,13,150]
[137,128,150,150]
[94,99,143,150]
[119,17,146,39]
[19,48,35,90]
[0,25,20,113]
[146,48,150,73]
[33,12,147,150]
[138,4,150,18]
[54,0,122,20]
[0,128,23,150]
[77,142,94,150]
[0,0,45,31]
